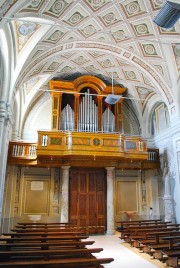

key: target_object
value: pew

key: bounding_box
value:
[162,235,180,249]
[0,222,115,268]
[0,257,114,267]
[121,225,180,258]
[119,220,180,266]
[0,248,104,260]
[16,223,75,230]
[0,240,95,250]
[137,230,180,258]
[10,228,84,233]
[0,236,90,243]
[2,232,87,238]
[120,222,177,240]
[17,222,72,226]
[159,236,180,267]
[117,219,162,229]
[163,250,180,268]
[123,226,180,244]
[15,225,78,229]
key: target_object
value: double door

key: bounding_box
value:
[69,168,107,234]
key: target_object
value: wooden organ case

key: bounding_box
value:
[50,75,126,133]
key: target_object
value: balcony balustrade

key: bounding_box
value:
[7,131,160,169]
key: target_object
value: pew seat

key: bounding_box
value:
[0,257,114,267]
[0,248,103,260]
[0,240,95,250]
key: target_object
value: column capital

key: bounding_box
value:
[74,93,80,97]
[105,167,115,171]
[61,166,71,171]
[105,167,115,172]
[0,101,13,126]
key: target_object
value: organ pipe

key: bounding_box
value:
[59,89,116,133]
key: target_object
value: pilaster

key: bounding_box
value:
[0,100,13,228]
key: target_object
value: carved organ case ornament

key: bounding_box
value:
[49,76,126,133]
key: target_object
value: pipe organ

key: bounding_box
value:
[50,75,126,134]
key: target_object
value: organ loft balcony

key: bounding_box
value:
[8,134,159,169]
[7,75,160,169]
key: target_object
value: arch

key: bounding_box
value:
[73,75,106,94]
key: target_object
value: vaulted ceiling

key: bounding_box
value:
[0,0,180,126]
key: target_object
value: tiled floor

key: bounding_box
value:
[85,233,166,268]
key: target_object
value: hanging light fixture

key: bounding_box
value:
[153,1,180,29]
[105,70,121,105]
[105,23,122,105]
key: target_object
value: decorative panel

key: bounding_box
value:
[24,179,49,214]
[116,180,138,212]
[44,0,72,17]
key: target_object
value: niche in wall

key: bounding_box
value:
[151,102,170,135]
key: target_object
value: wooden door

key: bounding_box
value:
[69,168,106,234]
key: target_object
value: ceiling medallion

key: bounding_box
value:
[18,22,37,36]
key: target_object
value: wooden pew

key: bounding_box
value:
[1,223,115,268]
[0,257,114,267]
[122,226,180,257]
[123,226,180,243]
[0,240,95,250]
[161,235,180,249]
[122,225,180,264]
[16,223,75,230]
[163,250,180,268]
[120,222,176,240]
[117,219,162,229]
[0,236,90,243]
[10,228,84,233]
[2,232,87,238]
[15,225,78,230]
[159,236,180,267]
[0,248,104,260]
[17,222,72,226]
[139,230,180,256]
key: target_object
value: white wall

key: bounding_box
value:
[23,97,52,142]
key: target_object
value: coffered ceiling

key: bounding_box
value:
[0,0,180,116]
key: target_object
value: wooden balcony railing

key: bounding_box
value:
[37,131,148,160]
[7,132,160,169]
[8,142,37,165]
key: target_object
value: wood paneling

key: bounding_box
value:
[69,168,106,234]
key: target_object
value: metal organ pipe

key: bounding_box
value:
[102,108,115,132]
[60,104,74,130]
[60,90,116,133]
[78,88,98,132]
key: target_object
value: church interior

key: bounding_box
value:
[0,0,180,267]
